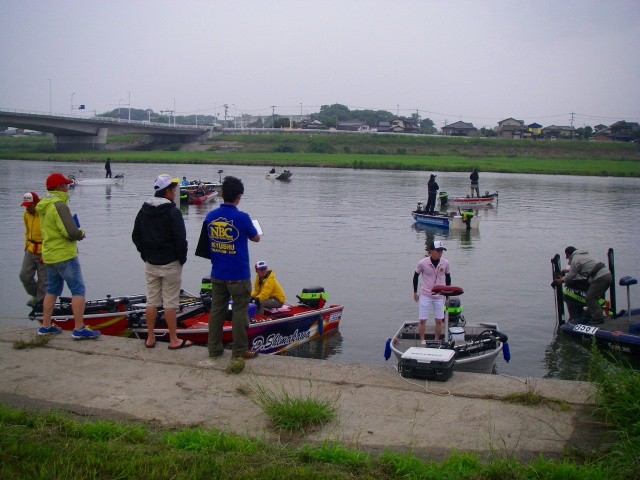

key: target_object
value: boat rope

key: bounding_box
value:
[389,365,452,396]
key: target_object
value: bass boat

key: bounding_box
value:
[69,174,124,186]
[440,191,498,207]
[30,284,344,355]
[385,285,510,378]
[412,203,479,230]
[265,169,292,181]
[551,249,640,358]
[128,284,343,354]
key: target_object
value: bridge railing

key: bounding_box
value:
[0,107,210,131]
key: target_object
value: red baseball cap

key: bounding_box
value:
[46,173,73,190]
[21,191,40,207]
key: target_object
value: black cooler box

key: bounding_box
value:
[398,347,455,381]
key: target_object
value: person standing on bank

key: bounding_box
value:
[132,174,191,349]
[413,240,451,343]
[195,176,261,361]
[19,192,47,309]
[251,260,286,314]
[425,174,439,214]
[105,158,112,178]
[36,173,99,339]
[470,168,479,197]
[554,246,612,324]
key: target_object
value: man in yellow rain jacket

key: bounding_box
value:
[19,192,47,308]
[251,260,286,314]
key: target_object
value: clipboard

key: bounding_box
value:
[252,219,263,235]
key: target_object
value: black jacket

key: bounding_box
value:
[427,178,439,194]
[132,197,188,265]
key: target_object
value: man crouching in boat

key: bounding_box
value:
[413,240,451,344]
[251,260,285,314]
[554,246,612,324]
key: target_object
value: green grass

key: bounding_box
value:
[0,402,617,479]
[12,333,51,349]
[250,380,338,433]
[587,343,640,479]
[1,133,639,177]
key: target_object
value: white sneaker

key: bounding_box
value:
[420,340,427,345]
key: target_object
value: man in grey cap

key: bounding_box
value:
[555,246,612,323]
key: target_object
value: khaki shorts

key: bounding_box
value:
[145,261,182,309]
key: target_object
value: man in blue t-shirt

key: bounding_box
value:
[196,176,260,360]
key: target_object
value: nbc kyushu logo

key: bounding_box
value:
[208,217,239,243]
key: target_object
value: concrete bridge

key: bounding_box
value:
[0,108,212,150]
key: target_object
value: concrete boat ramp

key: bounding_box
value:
[0,324,610,462]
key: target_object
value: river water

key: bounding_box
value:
[2,159,639,380]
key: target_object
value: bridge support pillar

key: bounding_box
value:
[54,128,108,150]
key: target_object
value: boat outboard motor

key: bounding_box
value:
[446,297,464,326]
[459,208,474,229]
[438,191,448,206]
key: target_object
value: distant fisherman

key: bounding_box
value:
[470,168,479,197]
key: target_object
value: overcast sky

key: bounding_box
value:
[1,0,638,129]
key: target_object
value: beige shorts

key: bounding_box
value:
[145,261,183,309]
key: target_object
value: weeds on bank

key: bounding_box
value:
[587,342,640,479]
[0,401,624,479]
[502,389,571,411]
[250,380,337,433]
[12,334,51,349]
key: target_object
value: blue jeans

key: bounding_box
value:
[45,256,86,296]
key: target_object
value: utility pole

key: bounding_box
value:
[127,91,131,121]
[570,112,575,128]
[223,104,228,128]
[271,105,276,128]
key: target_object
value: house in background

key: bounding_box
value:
[591,120,640,142]
[541,125,576,140]
[377,121,391,132]
[300,119,326,130]
[526,122,543,140]
[441,120,477,136]
[337,121,370,132]
[387,118,418,133]
[495,118,526,139]
[593,124,608,132]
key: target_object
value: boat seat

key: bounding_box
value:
[265,305,292,314]
[431,285,464,297]
[619,276,638,287]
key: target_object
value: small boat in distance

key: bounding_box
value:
[440,191,498,207]
[266,169,292,181]
[412,203,479,230]
[69,173,124,186]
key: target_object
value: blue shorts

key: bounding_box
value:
[46,257,86,296]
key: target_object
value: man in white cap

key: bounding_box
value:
[413,240,451,343]
[251,260,286,314]
[19,191,47,308]
[132,174,191,349]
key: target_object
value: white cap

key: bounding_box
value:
[430,240,447,251]
[154,174,179,190]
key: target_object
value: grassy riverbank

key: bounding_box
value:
[1,346,638,479]
[1,134,639,177]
